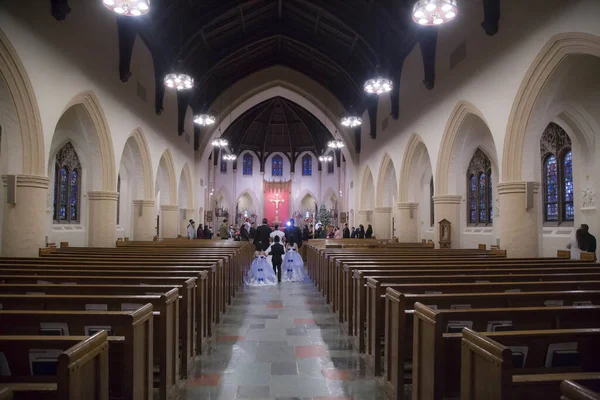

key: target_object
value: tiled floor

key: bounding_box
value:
[183,278,389,400]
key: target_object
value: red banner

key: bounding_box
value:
[264,181,290,227]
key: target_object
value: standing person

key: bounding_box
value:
[581,224,597,256]
[308,224,314,239]
[197,224,205,239]
[270,224,285,244]
[284,219,303,248]
[203,225,212,239]
[253,218,272,251]
[303,225,310,242]
[365,224,373,239]
[343,223,350,238]
[567,228,590,260]
[283,234,304,282]
[219,219,229,240]
[334,226,343,239]
[269,235,286,282]
[357,224,365,239]
[350,227,357,238]
[245,249,277,286]
[187,220,196,239]
[240,224,249,241]
[249,222,257,240]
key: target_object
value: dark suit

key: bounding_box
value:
[343,227,350,238]
[270,242,285,282]
[253,224,272,251]
[284,226,303,248]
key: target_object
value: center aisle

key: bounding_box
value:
[183,279,390,400]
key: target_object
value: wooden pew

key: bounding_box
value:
[0,306,153,400]
[384,289,600,400]
[0,282,196,377]
[561,380,600,400]
[0,291,178,400]
[0,388,11,400]
[412,303,600,400]
[461,328,600,400]
[0,332,109,400]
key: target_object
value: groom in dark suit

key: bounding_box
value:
[253,218,272,251]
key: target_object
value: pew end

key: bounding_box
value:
[561,380,600,400]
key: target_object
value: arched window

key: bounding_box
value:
[272,155,283,176]
[466,149,492,225]
[430,176,434,227]
[540,123,573,224]
[53,142,81,224]
[242,153,253,175]
[220,157,227,174]
[302,154,312,176]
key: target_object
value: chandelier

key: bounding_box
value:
[164,73,194,91]
[319,155,333,162]
[222,154,237,161]
[364,77,393,95]
[412,0,458,26]
[328,140,345,149]
[102,0,150,16]
[211,138,228,147]
[194,114,216,126]
[341,115,362,128]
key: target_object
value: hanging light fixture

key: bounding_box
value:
[319,155,333,163]
[164,0,193,91]
[102,0,150,16]
[222,154,237,161]
[364,75,393,95]
[194,113,216,126]
[341,106,362,128]
[328,140,345,149]
[211,138,228,147]
[412,0,458,26]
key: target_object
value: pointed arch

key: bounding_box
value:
[63,91,116,191]
[360,166,375,210]
[179,163,194,209]
[435,100,490,195]
[128,127,154,199]
[157,149,177,205]
[375,153,398,207]
[0,28,45,175]
[503,32,600,182]
[399,133,432,202]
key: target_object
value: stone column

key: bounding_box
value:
[397,202,419,242]
[433,195,462,248]
[357,209,373,228]
[374,207,393,239]
[160,204,179,238]
[132,200,155,241]
[2,175,49,257]
[88,191,119,247]
[498,181,540,258]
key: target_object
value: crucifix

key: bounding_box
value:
[270,197,285,215]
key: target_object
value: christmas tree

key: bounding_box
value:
[318,202,331,227]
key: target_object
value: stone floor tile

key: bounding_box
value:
[271,361,299,375]
[270,375,330,398]
[237,384,271,399]
[295,344,328,358]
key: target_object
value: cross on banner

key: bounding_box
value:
[270,198,285,209]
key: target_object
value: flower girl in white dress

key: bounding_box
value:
[245,250,278,286]
[282,235,304,282]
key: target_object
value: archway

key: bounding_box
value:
[155,149,178,238]
[178,163,194,236]
[502,32,600,257]
[375,153,398,239]
[358,167,374,227]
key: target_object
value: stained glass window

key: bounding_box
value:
[540,123,573,224]
[220,157,227,174]
[466,149,492,225]
[272,155,283,176]
[53,142,81,224]
[242,153,253,175]
[430,177,435,227]
[302,154,312,176]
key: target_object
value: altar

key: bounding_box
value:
[264,180,291,225]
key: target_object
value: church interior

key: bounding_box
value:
[1,0,600,399]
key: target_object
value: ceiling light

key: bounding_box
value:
[102,0,150,17]
[222,154,237,161]
[412,0,458,26]
[211,138,228,147]
[164,73,194,91]
[319,155,333,163]
[328,140,345,149]
[364,77,393,95]
[194,114,216,126]
[341,115,362,128]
